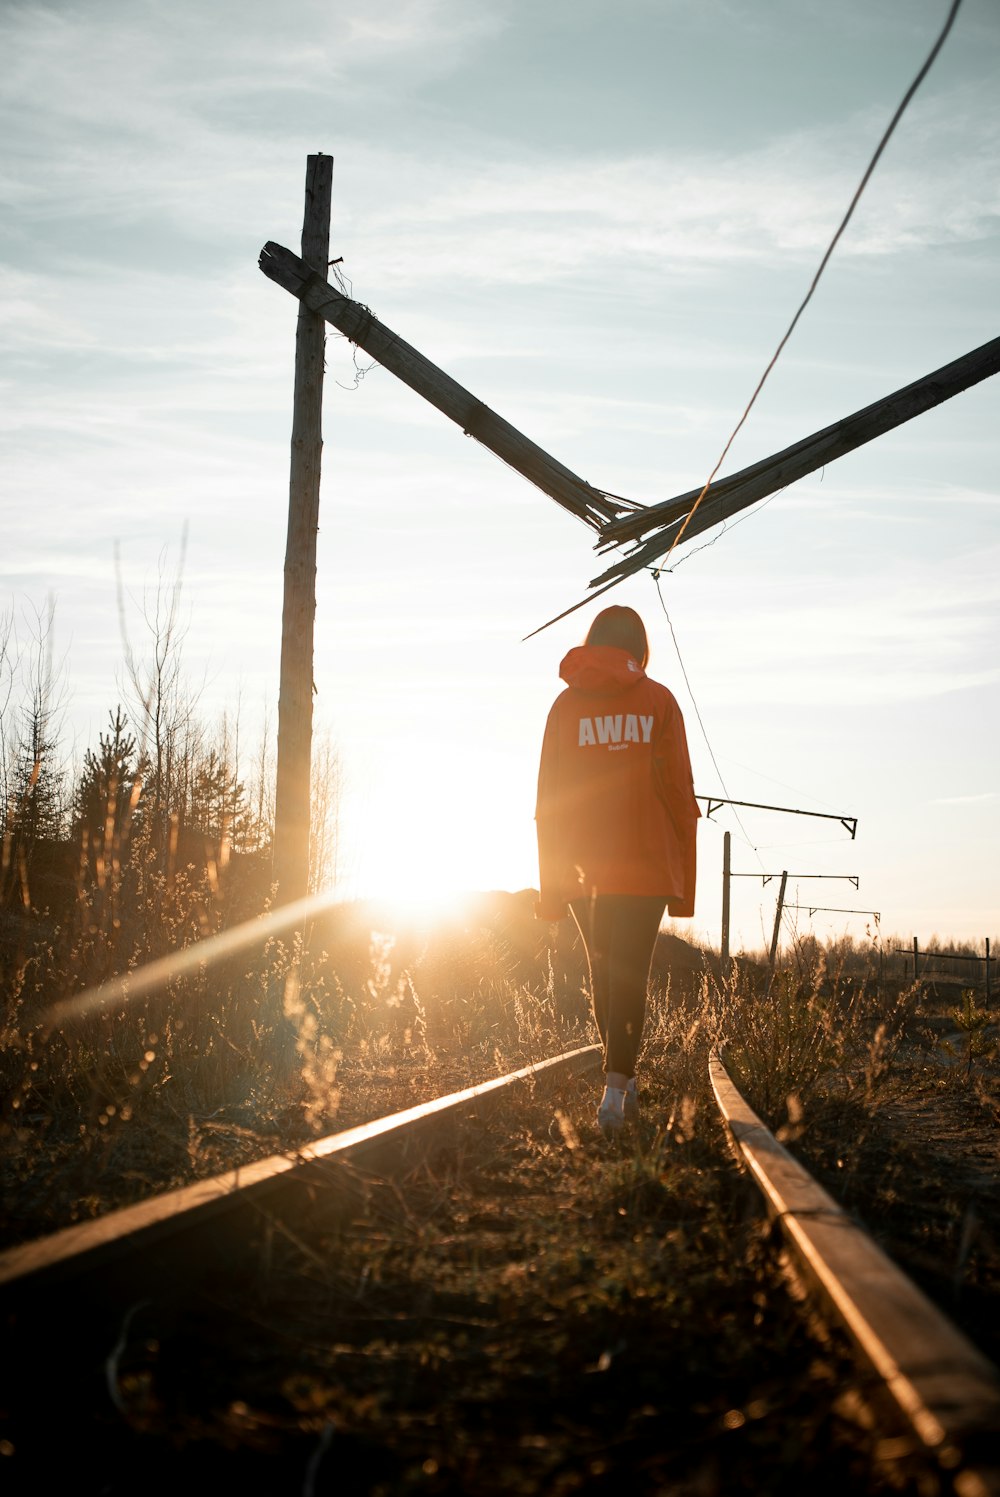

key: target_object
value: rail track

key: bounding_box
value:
[709,1051,1000,1497]
[2,1042,998,1495]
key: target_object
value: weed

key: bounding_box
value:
[939,989,997,1081]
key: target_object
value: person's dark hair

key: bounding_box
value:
[584,606,649,668]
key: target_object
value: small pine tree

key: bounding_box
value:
[72,706,145,873]
[2,690,65,908]
[187,745,248,852]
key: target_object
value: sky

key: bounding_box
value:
[2,0,998,955]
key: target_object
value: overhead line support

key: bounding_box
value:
[698,795,857,840]
[729,873,860,889]
[786,904,881,922]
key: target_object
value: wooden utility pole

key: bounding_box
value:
[986,938,992,1007]
[768,871,788,973]
[721,830,731,980]
[273,155,333,905]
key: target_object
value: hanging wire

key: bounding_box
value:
[653,573,765,871]
[715,754,852,816]
[526,0,964,639]
[646,0,973,908]
[326,260,379,390]
[654,0,963,569]
[650,486,788,576]
[529,3,960,945]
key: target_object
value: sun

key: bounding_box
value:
[339,744,536,921]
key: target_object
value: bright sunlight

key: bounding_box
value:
[341,746,536,920]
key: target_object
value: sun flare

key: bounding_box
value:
[341,746,536,921]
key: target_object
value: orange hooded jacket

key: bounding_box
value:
[535,644,700,921]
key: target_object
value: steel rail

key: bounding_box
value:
[0,1043,600,1297]
[709,1049,1000,1497]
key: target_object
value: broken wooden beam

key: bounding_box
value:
[258,241,626,531]
[592,334,1000,586]
[260,235,999,603]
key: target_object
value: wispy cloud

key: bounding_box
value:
[3,0,997,295]
[673,539,1000,708]
[929,792,1000,806]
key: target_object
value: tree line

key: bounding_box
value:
[0,591,338,936]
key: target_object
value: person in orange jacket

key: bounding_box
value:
[535,605,700,1136]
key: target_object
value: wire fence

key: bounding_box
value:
[891,939,994,1004]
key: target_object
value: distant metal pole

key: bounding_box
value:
[768,871,788,973]
[721,830,731,979]
[913,936,919,981]
[987,937,992,1007]
[273,154,333,905]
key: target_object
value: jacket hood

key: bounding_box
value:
[559,644,647,694]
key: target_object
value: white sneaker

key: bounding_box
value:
[597,1085,626,1137]
[623,1077,639,1123]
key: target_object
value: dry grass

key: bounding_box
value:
[4,884,996,1491]
[3,1000,932,1496]
[0,870,594,1248]
[713,946,1000,1368]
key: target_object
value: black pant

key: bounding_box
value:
[570,895,667,1078]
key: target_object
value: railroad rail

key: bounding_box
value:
[0,1043,601,1296]
[2,1042,998,1493]
[711,1049,1000,1497]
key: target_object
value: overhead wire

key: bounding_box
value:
[719,755,855,817]
[525,0,965,641]
[654,0,963,573]
[575,0,965,912]
[653,573,766,871]
[647,486,787,574]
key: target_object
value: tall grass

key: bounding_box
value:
[1,597,995,1259]
[0,748,596,1250]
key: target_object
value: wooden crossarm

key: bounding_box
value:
[592,334,1000,586]
[259,241,622,530]
[260,235,999,599]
